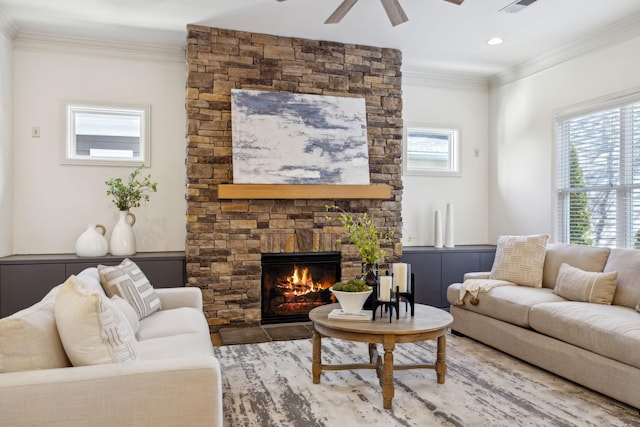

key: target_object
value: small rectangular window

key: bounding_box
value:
[403,125,460,176]
[63,102,150,166]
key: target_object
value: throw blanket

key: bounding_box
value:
[456,279,515,306]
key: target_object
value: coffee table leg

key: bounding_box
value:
[312,328,321,384]
[436,334,447,384]
[382,335,395,409]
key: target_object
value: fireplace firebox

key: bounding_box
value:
[261,252,341,324]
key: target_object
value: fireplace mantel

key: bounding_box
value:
[217,184,391,200]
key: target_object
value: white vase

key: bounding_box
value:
[434,210,443,248]
[445,203,454,248]
[110,211,137,256]
[75,224,108,257]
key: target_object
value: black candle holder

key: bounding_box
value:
[370,271,415,322]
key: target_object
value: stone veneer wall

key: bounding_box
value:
[185,24,404,331]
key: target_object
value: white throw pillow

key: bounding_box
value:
[489,234,550,288]
[111,295,140,334]
[554,263,618,304]
[98,258,162,320]
[55,275,137,367]
[0,296,71,373]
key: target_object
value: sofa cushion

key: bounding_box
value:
[137,307,209,341]
[542,243,610,289]
[0,296,71,373]
[55,275,138,366]
[553,263,618,305]
[489,234,549,288]
[98,258,162,320]
[136,333,214,360]
[603,248,640,308]
[447,282,566,327]
[529,302,640,369]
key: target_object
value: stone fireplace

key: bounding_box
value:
[185,25,404,332]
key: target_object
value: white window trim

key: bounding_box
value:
[403,124,461,177]
[63,101,151,167]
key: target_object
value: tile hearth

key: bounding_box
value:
[212,323,314,346]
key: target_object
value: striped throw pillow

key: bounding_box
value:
[98,259,162,320]
[490,234,550,288]
[55,275,137,366]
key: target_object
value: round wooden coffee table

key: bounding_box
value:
[309,303,453,410]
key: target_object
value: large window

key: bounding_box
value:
[556,92,640,248]
[403,125,460,176]
[64,102,150,166]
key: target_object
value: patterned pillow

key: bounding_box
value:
[110,295,140,334]
[55,275,137,366]
[554,263,618,304]
[98,259,162,320]
[489,234,550,288]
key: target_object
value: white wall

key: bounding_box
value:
[401,78,490,246]
[489,35,640,242]
[0,17,13,257]
[12,43,187,254]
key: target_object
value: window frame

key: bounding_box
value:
[63,101,151,167]
[555,88,640,248]
[403,124,461,177]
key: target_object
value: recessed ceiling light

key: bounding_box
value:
[486,37,504,46]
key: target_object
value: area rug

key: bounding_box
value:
[214,334,639,427]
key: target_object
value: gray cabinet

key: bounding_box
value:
[0,252,185,318]
[401,246,496,309]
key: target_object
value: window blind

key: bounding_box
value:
[556,97,640,248]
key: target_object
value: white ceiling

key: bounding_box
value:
[2,0,640,78]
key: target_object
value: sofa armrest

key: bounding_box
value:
[463,271,491,281]
[0,356,222,427]
[156,287,203,310]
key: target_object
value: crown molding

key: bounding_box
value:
[0,9,18,39]
[402,69,488,91]
[490,11,640,88]
[13,31,185,63]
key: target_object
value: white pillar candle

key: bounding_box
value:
[445,203,454,248]
[379,275,392,301]
[434,210,443,248]
[392,263,408,293]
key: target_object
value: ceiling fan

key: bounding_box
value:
[276,0,464,27]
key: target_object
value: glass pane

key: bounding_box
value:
[405,127,456,172]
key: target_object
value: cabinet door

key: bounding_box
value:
[441,253,480,307]
[480,252,496,271]
[0,264,66,317]
[401,253,441,307]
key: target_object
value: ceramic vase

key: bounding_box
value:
[75,224,108,257]
[110,211,137,256]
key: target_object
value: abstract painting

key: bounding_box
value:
[231,89,370,184]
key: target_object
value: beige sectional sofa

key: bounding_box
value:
[0,265,222,427]
[447,242,640,410]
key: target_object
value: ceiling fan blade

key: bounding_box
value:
[325,0,359,24]
[443,0,464,5]
[380,0,408,26]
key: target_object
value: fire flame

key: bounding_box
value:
[278,265,325,296]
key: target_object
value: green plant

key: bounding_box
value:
[105,165,158,211]
[325,205,393,266]
[332,278,370,292]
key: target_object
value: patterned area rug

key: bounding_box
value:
[214,333,639,427]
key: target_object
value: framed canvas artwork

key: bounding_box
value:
[231,89,370,184]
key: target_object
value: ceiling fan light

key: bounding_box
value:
[486,37,504,46]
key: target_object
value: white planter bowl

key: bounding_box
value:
[330,288,372,315]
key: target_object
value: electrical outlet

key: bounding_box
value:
[32,127,40,138]
[473,148,480,157]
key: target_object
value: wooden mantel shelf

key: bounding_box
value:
[217,184,391,200]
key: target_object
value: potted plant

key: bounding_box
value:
[330,278,373,314]
[326,205,393,273]
[105,165,158,256]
